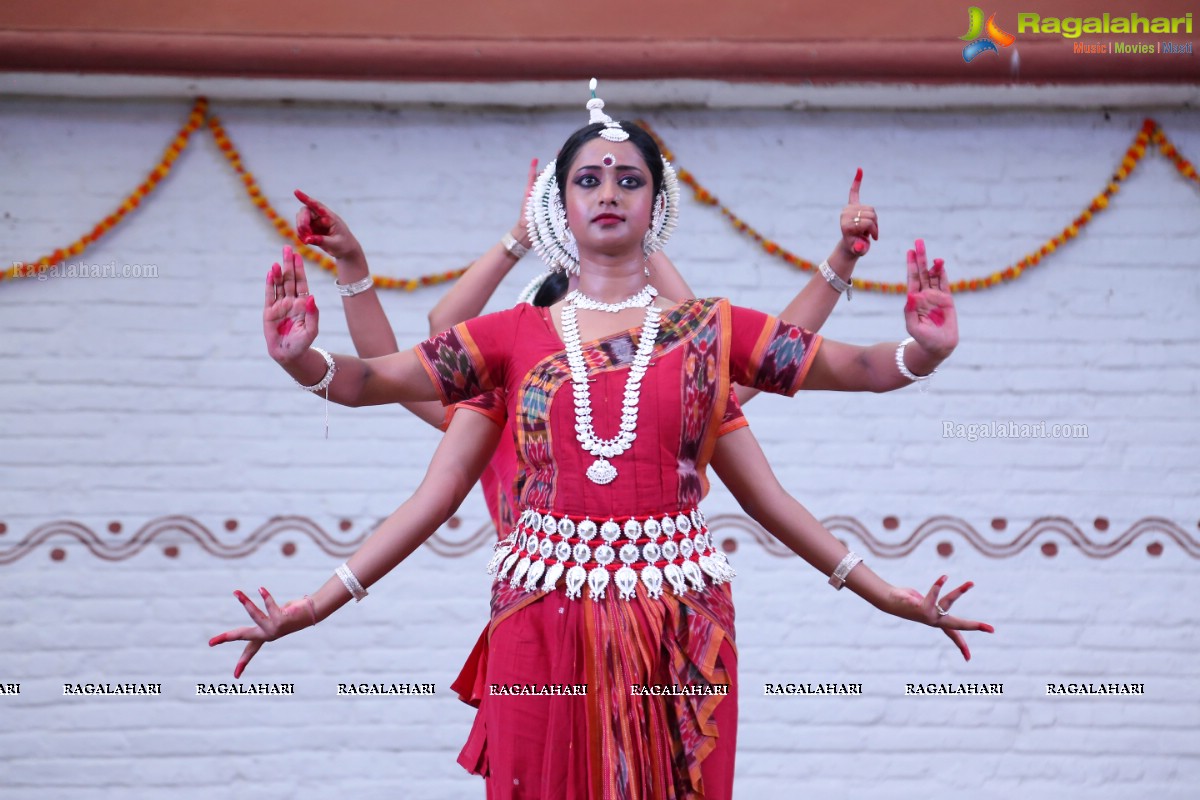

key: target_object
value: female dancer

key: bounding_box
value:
[213,85,990,798]
[291,153,876,539]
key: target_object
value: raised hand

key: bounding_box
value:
[904,239,957,358]
[888,576,994,661]
[295,190,364,261]
[513,157,539,248]
[840,168,878,258]
[208,587,316,678]
[263,246,320,364]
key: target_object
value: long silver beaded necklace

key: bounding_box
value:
[562,285,661,485]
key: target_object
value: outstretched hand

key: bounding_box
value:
[209,587,315,679]
[888,575,994,661]
[840,168,878,258]
[294,190,364,261]
[263,246,320,364]
[903,239,958,358]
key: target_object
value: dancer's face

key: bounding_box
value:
[563,137,654,259]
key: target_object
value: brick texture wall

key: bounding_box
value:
[1,94,1197,799]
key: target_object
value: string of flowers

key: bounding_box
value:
[206,114,467,292]
[7,100,1195,293]
[4,98,209,283]
[639,118,1197,293]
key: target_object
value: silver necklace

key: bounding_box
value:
[567,284,657,313]
[562,298,662,485]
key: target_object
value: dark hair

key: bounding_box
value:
[554,121,664,202]
[531,271,569,307]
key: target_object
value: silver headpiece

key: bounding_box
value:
[525,79,682,275]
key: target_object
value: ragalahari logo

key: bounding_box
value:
[961,7,1016,62]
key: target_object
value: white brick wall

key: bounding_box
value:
[1,91,1197,799]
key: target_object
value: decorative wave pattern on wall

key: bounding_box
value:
[1,514,1195,564]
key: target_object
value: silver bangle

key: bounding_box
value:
[818,259,852,299]
[336,275,374,297]
[295,347,336,392]
[501,232,529,260]
[335,563,368,602]
[828,552,863,590]
[895,337,936,382]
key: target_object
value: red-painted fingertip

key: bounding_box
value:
[905,293,917,312]
[259,587,268,596]
[981,623,995,634]
[852,239,867,254]
[233,665,243,680]
[208,636,221,647]
[939,575,948,584]
[234,590,246,601]
[283,245,292,258]
[915,238,926,254]
[270,263,281,280]
[931,259,945,275]
[294,189,307,202]
[854,167,863,181]
[306,295,317,313]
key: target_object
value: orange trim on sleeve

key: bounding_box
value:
[788,333,824,396]
[716,415,749,438]
[455,321,496,394]
[744,312,779,389]
[413,343,454,406]
[449,400,506,430]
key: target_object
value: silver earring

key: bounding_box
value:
[642,229,662,257]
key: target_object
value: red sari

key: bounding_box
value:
[416,298,821,799]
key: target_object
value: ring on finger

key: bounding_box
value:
[935,602,949,617]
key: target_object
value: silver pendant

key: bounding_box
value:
[587,566,611,599]
[565,565,587,599]
[524,559,547,591]
[615,566,639,600]
[586,458,618,485]
[542,561,565,592]
[664,563,687,595]
[640,564,664,599]
[510,556,532,588]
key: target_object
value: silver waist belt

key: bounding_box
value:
[486,506,736,601]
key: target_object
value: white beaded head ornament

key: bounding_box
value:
[525,78,681,275]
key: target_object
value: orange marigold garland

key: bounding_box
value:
[4,98,209,284]
[8,102,1195,294]
[639,118,1196,294]
[205,114,467,292]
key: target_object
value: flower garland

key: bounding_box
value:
[205,114,466,292]
[4,98,209,283]
[638,118,1198,293]
[7,100,1196,294]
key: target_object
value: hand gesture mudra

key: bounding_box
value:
[888,575,994,661]
[209,587,315,678]
[903,238,958,358]
[294,190,364,261]
[840,168,878,258]
[263,246,320,364]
